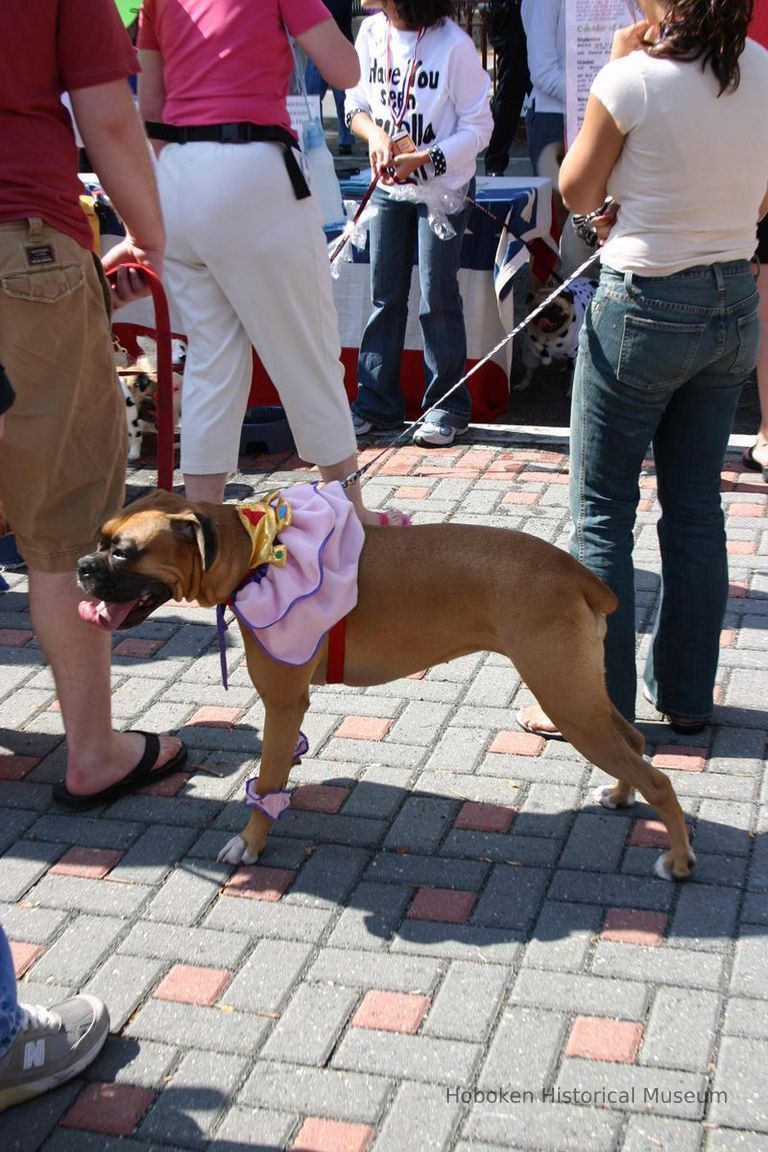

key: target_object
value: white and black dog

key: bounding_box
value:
[515,276,598,393]
[117,336,184,463]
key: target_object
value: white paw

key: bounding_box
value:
[592,784,636,810]
[217,834,260,865]
[654,849,696,882]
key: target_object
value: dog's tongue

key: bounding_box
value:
[78,598,138,630]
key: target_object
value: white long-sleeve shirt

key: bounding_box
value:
[521,0,565,115]
[345,14,492,192]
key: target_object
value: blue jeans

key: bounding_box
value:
[354,183,474,430]
[0,925,23,1060]
[304,59,354,148]
[569,261,759,722]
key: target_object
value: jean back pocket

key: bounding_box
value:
[617,314,706,392]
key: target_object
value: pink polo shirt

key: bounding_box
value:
[138,0,332,135]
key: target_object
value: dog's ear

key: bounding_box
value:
[170,512,218,571]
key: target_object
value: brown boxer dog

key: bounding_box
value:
[76,488,695,882]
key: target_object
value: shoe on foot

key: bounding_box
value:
[641,684,710,735]
[743,439,768,481]
[0,996,109,1113]
[352,412,373,436]
[412,421,468,448]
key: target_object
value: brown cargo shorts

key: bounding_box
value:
[0,218,127,572]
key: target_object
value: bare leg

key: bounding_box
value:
[184,472,228,505]
[29,570,183,794]
[319,453,409,526]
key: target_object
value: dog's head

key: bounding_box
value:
[526,287,577,341]
[77,490,218,631]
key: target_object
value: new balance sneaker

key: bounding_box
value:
[0,996,109,1113]
[412,421,468,448]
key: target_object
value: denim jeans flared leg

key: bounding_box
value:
[354,190,419,428]
[569,263,759,722]
[0,924,23,1059]
[417,183,473,428]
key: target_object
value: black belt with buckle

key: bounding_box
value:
[144,121,310,200]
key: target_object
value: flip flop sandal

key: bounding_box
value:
[515,708,563,740]
[52,731,188,811]
[742,442,768,482]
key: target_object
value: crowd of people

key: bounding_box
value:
[0,0,767,1116]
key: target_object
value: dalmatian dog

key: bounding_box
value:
[515,277,599,393]
[116,336,185,464]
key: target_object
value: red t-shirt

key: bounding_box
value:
[0,0,137,250]
[138,0,332,135]
[751,0,768,52]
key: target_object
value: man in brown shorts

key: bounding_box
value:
[0,0,187,805]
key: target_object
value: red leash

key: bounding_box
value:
[107,263,175,492]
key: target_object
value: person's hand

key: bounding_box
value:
[368,126,395,179]
[593,200,620,243]
[380,150,428,185]
[610,20,660,60]
[101,237,164,309]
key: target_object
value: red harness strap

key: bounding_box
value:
[326,615,347,684]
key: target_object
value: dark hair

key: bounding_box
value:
[391,0,453,31]
[650,0,754,94]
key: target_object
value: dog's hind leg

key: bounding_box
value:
[218,685,310,866]
[512,619,694,881]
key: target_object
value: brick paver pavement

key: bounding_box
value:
[1,431,767,1151]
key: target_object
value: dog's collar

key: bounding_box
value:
[235,492,292,570]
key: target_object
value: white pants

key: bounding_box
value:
[158,141,356,474]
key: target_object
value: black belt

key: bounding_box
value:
[144,121,310,200]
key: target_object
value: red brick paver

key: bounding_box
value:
[454,801,516,834]
[601,908,668,946]
[62,1084,156,1135]
[0,755,39,780]
[154,964,230,1006]
[335,716,392,741]
[51,847,123,879]
[630,819,670,849]
[292,1117,373,1152]
[565,1017,644,1064]
[224,866,296,901]
[10,941,42,978]
[352,990,430,1034]
[113,638,164,658]
[489,730,545,757]
[188,706,245,728]
[651,747,706,772]
[291,784,349,813]
[407,887,477,924]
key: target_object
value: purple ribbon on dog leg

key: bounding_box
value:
[244,784,292,821]
[293,730,309,765]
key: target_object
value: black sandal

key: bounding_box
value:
[742,441,768,482]
[52,731,188,811]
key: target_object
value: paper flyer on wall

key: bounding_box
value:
[565,0,639,148]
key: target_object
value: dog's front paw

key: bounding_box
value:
[217,834,260,865]
[593,783,636,809]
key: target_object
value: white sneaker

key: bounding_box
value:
[412,421,468,448]
[0,996,109,1113]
